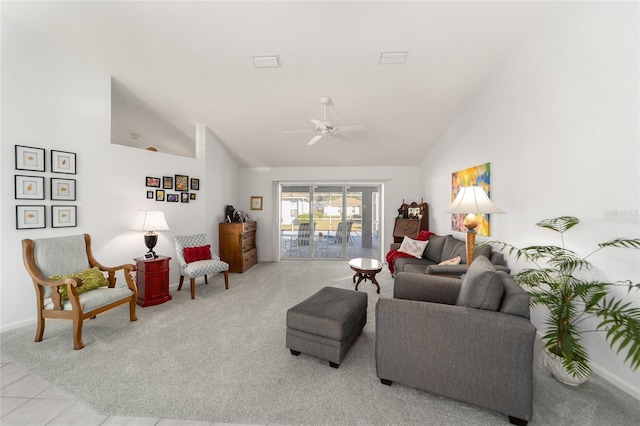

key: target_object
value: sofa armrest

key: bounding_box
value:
[424,264,468,278]
[394,272,461,305]
[389,243,401,251]
[375,298,535,421]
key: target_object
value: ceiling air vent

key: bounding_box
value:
[379,51,408,65]
[253,55,280,68]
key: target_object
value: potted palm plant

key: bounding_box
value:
[496,216,640,385]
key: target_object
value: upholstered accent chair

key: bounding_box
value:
[21,234,138,350]
[174,234,229,299]
[376,257,536,425]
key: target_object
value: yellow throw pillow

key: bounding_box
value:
[50,267,109,301]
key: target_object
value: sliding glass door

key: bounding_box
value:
[279,183,380,260]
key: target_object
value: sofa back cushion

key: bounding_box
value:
[441,235,467,263]
[455,256,504,311]
[423,234,448,262]
[497,271,531,318]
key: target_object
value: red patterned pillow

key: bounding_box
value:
[183,245,212,263]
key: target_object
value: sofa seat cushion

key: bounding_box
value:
[182,259,229,278]
[394,257,437,274]
[456,256,504,311]
[44,286,134,312]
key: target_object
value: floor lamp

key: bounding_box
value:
[445,186,504,264]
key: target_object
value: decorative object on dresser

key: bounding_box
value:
[444,186,504,264]
[219,221,257,273]
[174,234,230,299]
[131,210,170,258]
[135,255,171,307]
[393,199,428,243]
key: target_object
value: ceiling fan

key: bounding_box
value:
[284,96,365,145]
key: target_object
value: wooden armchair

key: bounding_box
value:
[22,234,138,350]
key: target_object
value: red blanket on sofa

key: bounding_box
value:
[385,230,434,274]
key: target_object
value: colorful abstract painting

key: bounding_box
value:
[451,162,492,236]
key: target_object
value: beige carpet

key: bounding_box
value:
[2,261,639,425]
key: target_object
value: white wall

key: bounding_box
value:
[240,166,424,262]
[421,2,640,398]
[0,17,241,331]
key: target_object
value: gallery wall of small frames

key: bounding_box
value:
[145,175,199,203]
[14,145,78,229]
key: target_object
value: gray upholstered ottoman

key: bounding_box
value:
[286,286,367,368]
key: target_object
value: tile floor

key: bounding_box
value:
[1,355,249,426]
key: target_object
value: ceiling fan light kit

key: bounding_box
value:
[284,96,365,145]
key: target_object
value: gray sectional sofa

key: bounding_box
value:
[375,256,536,425]
[390,234,510,276]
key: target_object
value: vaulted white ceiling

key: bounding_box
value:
[2,1,543,167]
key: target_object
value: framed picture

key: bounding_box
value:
[175,175,189,191]
[146,177,161,188]
[15,175,45,200]
[16,205,45,229]
[156,189,165,201]
[181,193,190,203]
[190,193,196,200]
[51,178,76,201]
[251,196,263,210]
[167,193,179,203]
[51,150,76,174]
[52,205,77,228]
[190,178,200,190]
[15,145,45,172]
[163,176,174,189]
[147,191,154,199]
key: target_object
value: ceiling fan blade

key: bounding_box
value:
[310,119,328,130]
[307,134,323,146]
[333,124,365,133]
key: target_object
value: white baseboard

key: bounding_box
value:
[1,317,35,334]
[590,362,640,401]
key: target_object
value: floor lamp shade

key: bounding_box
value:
[132,210,170,258]
[445,186,504,264]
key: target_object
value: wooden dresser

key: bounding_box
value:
[219,221,257,273]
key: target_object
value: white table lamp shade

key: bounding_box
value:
[132,210,170,232]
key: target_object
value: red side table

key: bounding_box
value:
[135,255,172,307]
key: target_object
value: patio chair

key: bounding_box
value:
[335,221,354,245]
[286,223,312,256]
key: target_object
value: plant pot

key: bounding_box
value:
[543,349,590,386]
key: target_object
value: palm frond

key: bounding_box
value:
[595,298,640,370]
[536,216,580,234]
[598,238,640,250]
